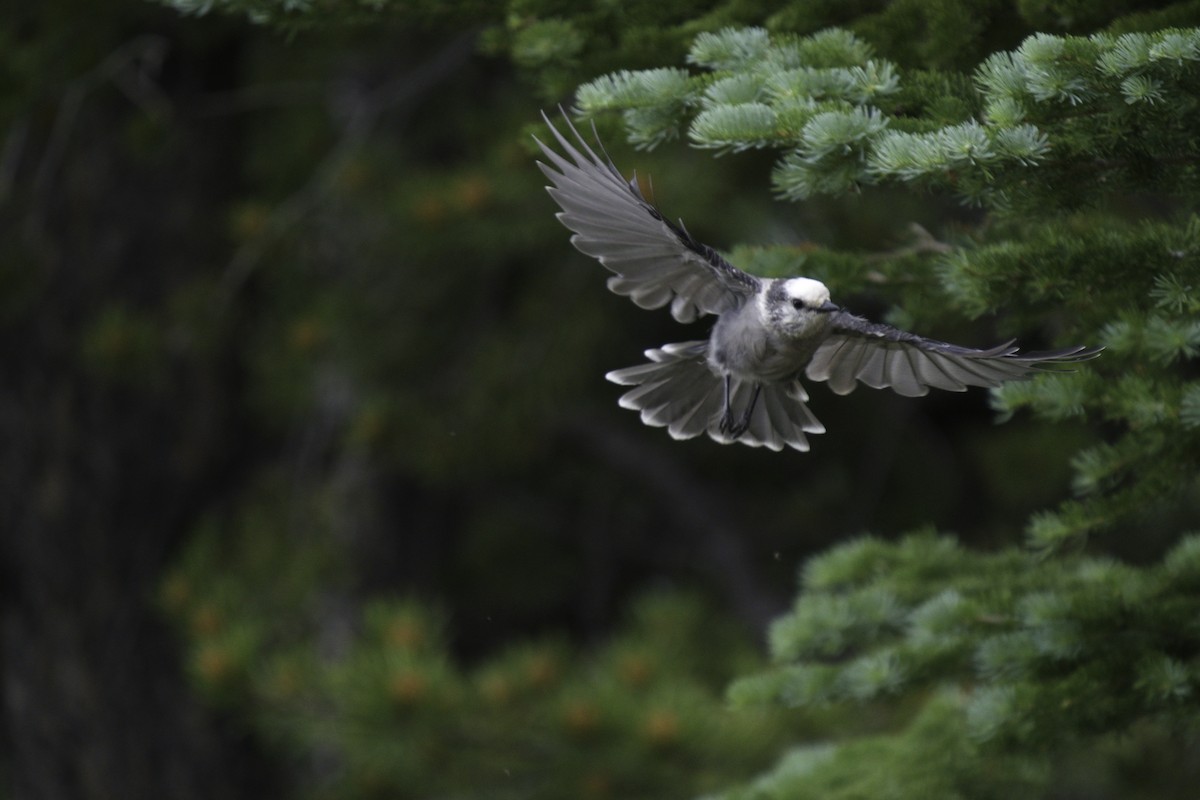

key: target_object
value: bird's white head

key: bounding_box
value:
[759,277,838,339]
[783,278,831,309]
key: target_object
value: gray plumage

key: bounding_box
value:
[534,111,1101,452]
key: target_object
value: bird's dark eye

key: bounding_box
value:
[791,299,805,310]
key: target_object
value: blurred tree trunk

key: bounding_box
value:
[0,18,275,799]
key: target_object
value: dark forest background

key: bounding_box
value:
[4,1,1200,798]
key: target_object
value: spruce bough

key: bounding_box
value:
[571,24,1200,798]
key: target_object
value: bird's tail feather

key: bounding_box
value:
[606,342,824,452]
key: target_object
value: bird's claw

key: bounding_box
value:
[718,410,749,439]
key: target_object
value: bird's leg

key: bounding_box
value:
[718,374,737,435]
[733,383,762,437]
[718,377,761,439]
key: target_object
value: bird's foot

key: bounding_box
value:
[718,409,750,439]
[718,380,760,440]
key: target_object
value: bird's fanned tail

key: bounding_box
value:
[605,342,825,452]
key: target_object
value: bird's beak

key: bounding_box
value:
[817,302,841,313]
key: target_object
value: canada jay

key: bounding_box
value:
[535,112,1100,452]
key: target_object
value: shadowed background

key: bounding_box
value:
[4,2,1194,798]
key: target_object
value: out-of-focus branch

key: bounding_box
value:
[30,35,170,224]
[213,31,479,313]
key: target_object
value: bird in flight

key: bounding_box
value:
[534,111,1100,452]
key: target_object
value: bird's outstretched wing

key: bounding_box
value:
[535,110,760,323]
[807,312,1102,397]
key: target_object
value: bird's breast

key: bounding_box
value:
[708,309,827,383]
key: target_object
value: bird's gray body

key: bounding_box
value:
[534,111,1100,452]
[710,279,833,383]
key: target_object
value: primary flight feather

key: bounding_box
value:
[534,111,1100,452]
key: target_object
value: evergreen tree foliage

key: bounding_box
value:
[159,0,1200,95]
[711,533,1200,798]
[159,482,798,799]
[552,20,1200,798]
[571,24,1200,550]
[575,26,1200,209]
[159,0,491,28]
